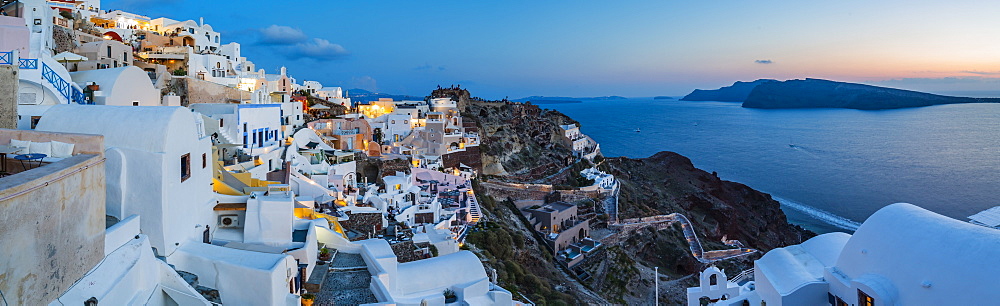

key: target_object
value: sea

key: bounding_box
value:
[541,98,1000,234]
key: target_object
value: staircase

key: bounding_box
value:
[468,198,482,223]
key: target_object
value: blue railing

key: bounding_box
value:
[0,51,11,65]
[41,62,91,105]
[18,58,38,69]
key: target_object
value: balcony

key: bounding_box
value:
[332,128,361,136]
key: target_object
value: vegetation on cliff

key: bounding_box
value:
[425,88,813,304]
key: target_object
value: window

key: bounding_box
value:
[106,46,111,58]
[132,101,139,106]
[202,153,207,168]
[243,133,248,148]
[219,118,224,127]
[858,290,874,306]
[30,116,42,129]
[180,153,191,182]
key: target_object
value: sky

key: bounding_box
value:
[105,0,1000,99]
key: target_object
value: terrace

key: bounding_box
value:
[0,128,106,304]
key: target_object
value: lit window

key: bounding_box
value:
[858,290,874,306]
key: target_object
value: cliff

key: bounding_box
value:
[680,79,776,102]
[743,78,1000,110]
[423,88,812,304]
[577,152,812,304]
[465,101,579,181]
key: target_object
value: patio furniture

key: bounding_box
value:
[0,145,24,176]
[14,153,46,170]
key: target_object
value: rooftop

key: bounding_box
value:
[968,206,1000,228]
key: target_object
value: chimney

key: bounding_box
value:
[199,17,204,26]
[280,66,286,76]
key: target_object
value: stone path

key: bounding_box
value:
[315,253,377,306]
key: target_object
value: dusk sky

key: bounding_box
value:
[107,0,1000,99]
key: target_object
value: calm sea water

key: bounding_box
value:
[543,99,1000,233]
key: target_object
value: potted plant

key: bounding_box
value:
[318,247,332,261]
[443,288,457,303]
[301,293,315,306]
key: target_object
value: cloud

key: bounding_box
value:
[285,38,349,61]
[252,25,348,61]
[754,59,774,64]
[959,70,1000,76]
[257,25,308,45]
[414,64,446,71]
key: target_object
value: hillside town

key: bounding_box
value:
[2,1,1000,306]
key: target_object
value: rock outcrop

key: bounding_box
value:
[743,78,1000,110]
[680,79,776,102]
[466,101,577,181]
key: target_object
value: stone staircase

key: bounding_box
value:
[176,270,222,304]
[315,253,377,306]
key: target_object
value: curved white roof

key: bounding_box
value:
[36,105,200,153]
[395,251,488,295]
[755,232,850,295]
[70,66,158,106]
[834,203,1000,304]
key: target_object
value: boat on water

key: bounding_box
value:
[635,128,641,132]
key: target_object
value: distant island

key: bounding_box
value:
[527,99,581,104]
[680,79,776,102]
[653,96,674,100]
[514,95,628,103]
[743,79,1000,110]
[681,78,1000,110]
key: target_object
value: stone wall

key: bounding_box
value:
[171,77,250,106]
[0,65,16,129]
[0,154,106,305]
[389,241,422,263]
[441,145,481,170]
[52,25,77,54]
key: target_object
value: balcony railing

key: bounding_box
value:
[333,128,360,136]
[0,51,11,65]
[18,58,37,69]
[42,63,89,104]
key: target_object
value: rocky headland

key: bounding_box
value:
[682,78,1000,110]
[743,78,1000,110]
[444,88,814,304]
[680,79,776,102]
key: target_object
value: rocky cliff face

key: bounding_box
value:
[680,79,776,102]
[743,78,1000,110]
[467,102,578,181]
[572,152,813,304]
[606,152,811,251]
[432,89,813,304]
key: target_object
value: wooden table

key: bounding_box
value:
[0,145,22,175]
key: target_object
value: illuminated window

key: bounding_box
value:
[858,290,874,306]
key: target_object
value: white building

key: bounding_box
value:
[690,203,1000,306]
[70,66,160,106]
[37,105,309,305]
[36,105,215,258]
[149,17,221,53]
